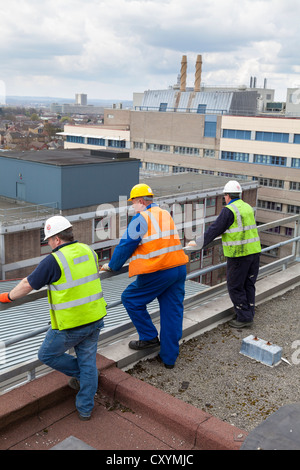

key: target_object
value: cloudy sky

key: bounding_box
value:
[1,0,300,101]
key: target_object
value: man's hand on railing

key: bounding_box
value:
[0,292,12,303]
[185,235,204,250]
[185,241,197,251]
[100,263,112,272]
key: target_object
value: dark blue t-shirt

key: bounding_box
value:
[27,241,77,290]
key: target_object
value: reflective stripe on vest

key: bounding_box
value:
[48,250,102,292]
[222,237,260,247]
[130,243,184,261]
[129,206,188,276]
[48,243,106,330]
[224,203,257,235]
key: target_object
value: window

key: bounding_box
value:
[87,137,105,146]
[258,200,282,211]
[172,166,199,173]
[204,149,215,158]
[146,162,169,172]
[254,177,284,189]
[146,143,170,153]
[290,181,300,191]
[190,250,201,261]
[95,248,111,263]
[197,104,207,114]
[265,226,281,234]
[222,129,251,140]
[192,200,204,220]
[221,151,249,162]
[206,197,216,217]
[133,142,143,149]
[108,139,126,148]
[66,135,84,143]
[204,115,217,138]
[255,131,289,143]
[218,172,248,180]
[291,158,300,168]
[202,247,213,268]
[294,134,300,144]
[174,146,200,156]
[285,227,294,237]
[254,154,286,166]
[287,205,300,214]
[159,103,168,112]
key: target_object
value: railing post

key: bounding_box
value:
[28,369,36,382]
[294,218,300,260]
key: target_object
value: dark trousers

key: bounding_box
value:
[226,253,260,322]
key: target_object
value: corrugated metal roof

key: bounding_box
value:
[141,90,233,113]
[0,275,207,372]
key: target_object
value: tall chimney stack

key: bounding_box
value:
[180,55,187,92]
[194,54,202,92]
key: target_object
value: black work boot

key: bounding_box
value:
[128,337,160,350]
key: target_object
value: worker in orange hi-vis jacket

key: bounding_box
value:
[101,183,188,369]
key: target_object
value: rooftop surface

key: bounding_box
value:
[1,264,299,451]
[0,149,134,166]
[141,172,257,199]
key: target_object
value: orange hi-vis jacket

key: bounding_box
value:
[128,206,189,277]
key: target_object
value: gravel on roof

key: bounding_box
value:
[127,285,300,433]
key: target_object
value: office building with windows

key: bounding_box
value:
[104,90,300,263]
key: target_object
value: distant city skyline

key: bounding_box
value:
[1,0,300,102]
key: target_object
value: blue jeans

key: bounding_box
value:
[38,318,104,417]
[121,265,186,366]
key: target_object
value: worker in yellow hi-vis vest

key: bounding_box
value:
[0,216,107,420]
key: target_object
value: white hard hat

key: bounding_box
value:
[223,180,242,194]
[44,216,72,240]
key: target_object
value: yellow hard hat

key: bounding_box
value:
[128,183,154,201]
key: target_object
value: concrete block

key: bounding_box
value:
[51,436,95,450]
[240,335,282,367]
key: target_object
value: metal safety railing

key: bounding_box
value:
[0,202,58,226]
[0,214,299,388]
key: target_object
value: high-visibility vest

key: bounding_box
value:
[47,243,107,330]
[129,206,188,277]
[221,199,261,258]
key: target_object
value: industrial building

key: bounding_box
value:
[0,150,258,282]
[0,149,139,210]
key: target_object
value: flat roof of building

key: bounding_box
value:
[141,172,258,198]
[0,149,134,166]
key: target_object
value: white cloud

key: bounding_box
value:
[0,0,299,100]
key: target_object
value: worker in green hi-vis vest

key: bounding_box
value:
[188,180,261,329]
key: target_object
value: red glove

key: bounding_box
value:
[0,292,12,303]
